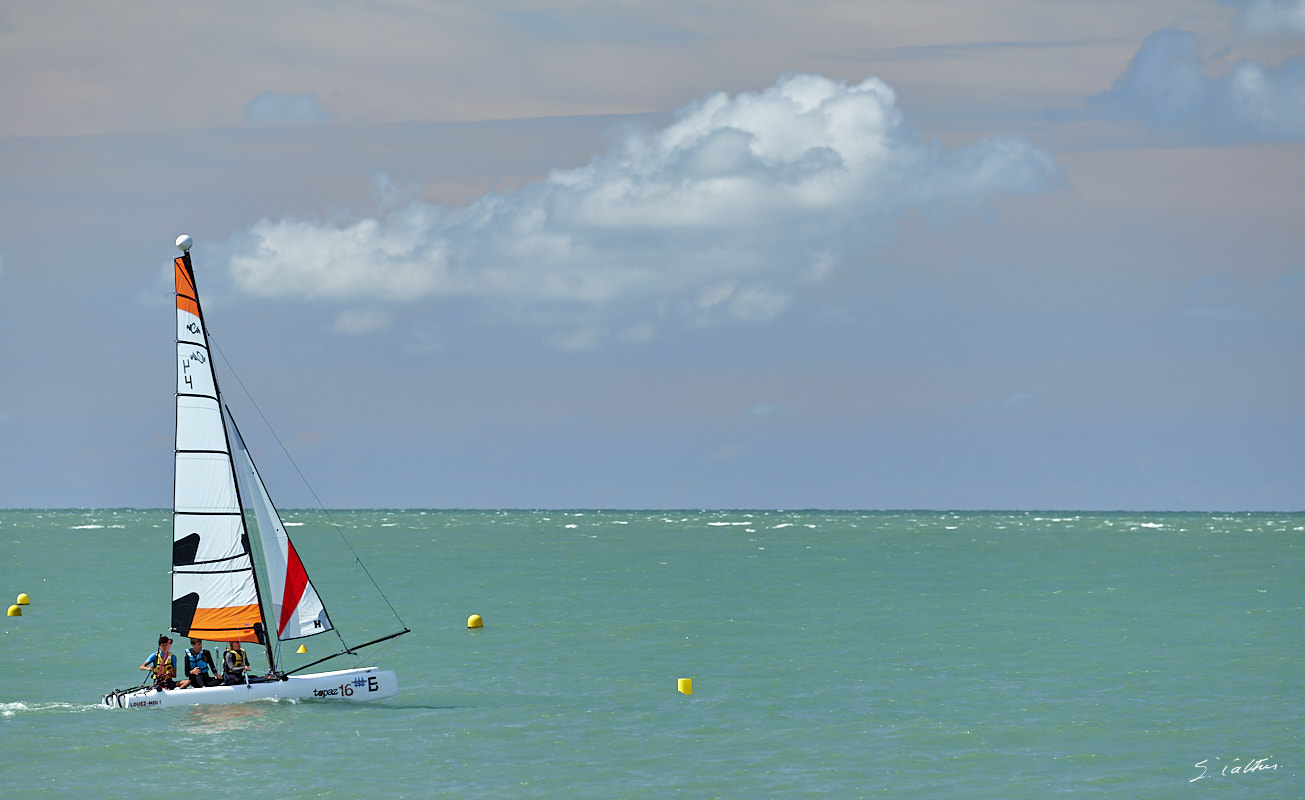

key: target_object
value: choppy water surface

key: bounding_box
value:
[2,510,1300,798]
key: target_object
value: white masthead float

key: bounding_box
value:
[103,236,410,709]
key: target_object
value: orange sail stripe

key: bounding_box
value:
[184,604,263,643]
[175,257,200,318]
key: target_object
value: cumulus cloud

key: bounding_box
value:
[245,91,333,126]
[229,74,1056,341]
[1084,29,1305,141]
[1224,0,1305,35]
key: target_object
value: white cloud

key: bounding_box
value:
[331,309,392,334]
[615,322,656,344]
[544,327,607,352]
[245,91,333,126]
[726,285,789,323]
[1225,0,1305,35]
[229,73,1056,338]
[1084,29,1305,141]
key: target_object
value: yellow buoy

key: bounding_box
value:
[6,605,20,617]
[467,614,483,629]
[16,593,30,605]
[296,644,307,654]
[678,677,693,695]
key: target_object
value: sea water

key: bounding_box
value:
[0,509,1300,798]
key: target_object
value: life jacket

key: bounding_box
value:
[152,651,177,680]
[226,647,249,670]
[186,648,213,674]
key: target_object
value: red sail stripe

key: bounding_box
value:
[278,540,311,636]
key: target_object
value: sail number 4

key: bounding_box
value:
[313,676,382,699]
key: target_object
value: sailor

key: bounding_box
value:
[180,638,218,688]
[223,641,252,684]
[140,634,178,690]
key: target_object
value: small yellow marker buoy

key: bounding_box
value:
[296,644,307,654]
[7,605,20,617]
[678,677,693,695]
[467,614,483,629]
[16,593,30,605]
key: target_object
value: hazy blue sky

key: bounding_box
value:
[2,0,1302,510]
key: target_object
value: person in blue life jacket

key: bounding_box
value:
[140,634,179,690]
[223,641,253,685]
[179,638,218,688]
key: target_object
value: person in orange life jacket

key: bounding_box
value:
[179,638,218,688]
[140,634,178,690]
[223,641,252,685]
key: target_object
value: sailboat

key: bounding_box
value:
[103,235,409,709]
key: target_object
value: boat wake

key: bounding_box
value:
[2,701,105,715]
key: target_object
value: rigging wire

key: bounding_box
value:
[209,335,410,635]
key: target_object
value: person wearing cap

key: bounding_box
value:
[179,638,218,689]
[140,634,179,690]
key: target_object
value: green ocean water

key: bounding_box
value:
[1,509,1300,798]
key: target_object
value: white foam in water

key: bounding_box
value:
[2,702,97,715]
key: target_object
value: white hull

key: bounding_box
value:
[102,667,397,709]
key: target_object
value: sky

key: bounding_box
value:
[1,0,1302,511]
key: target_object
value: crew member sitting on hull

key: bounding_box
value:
[180,638,218,688]
[140,634,178,690]
[223,641,252,684]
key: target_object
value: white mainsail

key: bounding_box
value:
[173,257,263,642]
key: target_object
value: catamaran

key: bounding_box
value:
[103,235,409,709]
